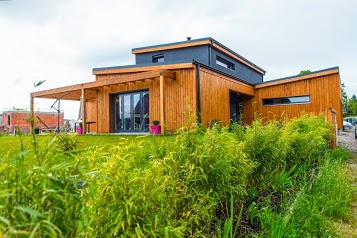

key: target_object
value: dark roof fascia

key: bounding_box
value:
[132,37,213,52]
[255,66,340,85]
[92,59,194,73]
[192,60,254,86]
[211,39,266,73]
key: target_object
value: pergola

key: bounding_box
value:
[30,69,176,134]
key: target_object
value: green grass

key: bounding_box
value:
[0,134,174,158]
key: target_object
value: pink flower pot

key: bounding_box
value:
[76,126,82,134]
[150,125,161,135]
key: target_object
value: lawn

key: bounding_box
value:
[0,134,174,158]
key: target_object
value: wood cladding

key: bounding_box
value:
[199,67,254,127]
[32,62,343,134]
[251,73,343,129]
[90,69,196,133]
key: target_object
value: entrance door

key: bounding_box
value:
[229,91,241,123]
[114,91,149,132]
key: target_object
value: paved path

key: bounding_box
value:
[336,129,357,237]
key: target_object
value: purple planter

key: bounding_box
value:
[150,125,161,135]
[76,126,82,134]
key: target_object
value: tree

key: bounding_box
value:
[341,83,348,112]
[299,70,311,75]
[347,95,357,114]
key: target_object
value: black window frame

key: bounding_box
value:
[152,54,164,63]
[263,95,311,106]
[216,56,235,71]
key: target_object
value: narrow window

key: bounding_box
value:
[7,115,10,125]
[263,95,310,106]
[152,54,164,63]
[216,56,235,71]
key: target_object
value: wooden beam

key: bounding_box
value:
[93,63,193,75]
[30,96,34,134]
[254,69,339,89]
[32,70,177,100]
[200,67,255,96]
[160,75,165,135]
[160,69,176,79]
[132,39,212,54]
[212,42,266,75]
[81,89,86,134]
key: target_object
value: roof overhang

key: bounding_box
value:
[31,69,177,101]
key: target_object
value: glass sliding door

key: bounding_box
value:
[113,91,149,132]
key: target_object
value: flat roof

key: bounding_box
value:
[254,67,339,89]
[131,37,266,74]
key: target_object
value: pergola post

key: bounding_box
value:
[81,89,86,134]
[159,75,165,135]
[30,96,34,134]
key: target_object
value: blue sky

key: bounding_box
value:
[0,0,356,119]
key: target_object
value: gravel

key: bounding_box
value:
[337,127,357,154]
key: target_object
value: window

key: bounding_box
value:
[263,95,310,106]
[7,115,10,125]
[113,91,149,132]
[216,56,235,71]
[152,54,164,63]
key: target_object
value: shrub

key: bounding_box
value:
[80,127,256,237]
[0,147,84,237]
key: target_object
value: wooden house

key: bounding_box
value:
[30,38,343,135]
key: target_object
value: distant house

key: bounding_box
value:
[1,110,64,134]
[30,37,342,137]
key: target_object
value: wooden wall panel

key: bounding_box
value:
[199,68,254,127]
[163,69,196,132]
[252,73,343,129]
[86,99,97,133]
[96,72,137,81]
[88,69,196,133]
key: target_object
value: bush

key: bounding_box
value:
[0,115,352,237]
[80,127,256,237]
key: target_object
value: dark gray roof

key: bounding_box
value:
[256,66,339,85]
[92,59,193,72]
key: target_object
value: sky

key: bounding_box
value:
[0,0,356,119]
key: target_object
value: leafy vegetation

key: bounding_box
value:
[0,115,354,237]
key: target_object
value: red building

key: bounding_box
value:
[1,110,64,134]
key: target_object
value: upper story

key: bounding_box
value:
[94,37,266,85]
[132,37,265,85]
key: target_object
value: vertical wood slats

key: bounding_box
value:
[88,68,342,134]
[89,69,196,133]
[81,89,86,134]
[160,75,165,134]
[199,67,254,127]
[252,73,343,129]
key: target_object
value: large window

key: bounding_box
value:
[216,56,235,71]
[263,95,310,106]
[113,91,149,132]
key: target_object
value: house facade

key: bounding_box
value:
[30,38,342,136]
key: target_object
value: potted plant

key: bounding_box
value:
[76,119,83,134]
[150,120,161,135]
